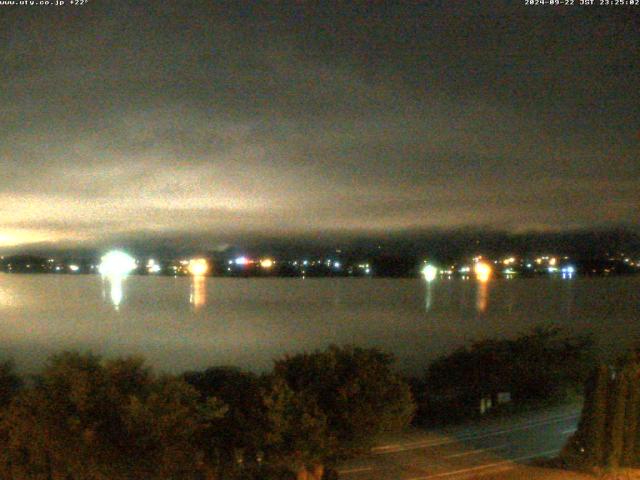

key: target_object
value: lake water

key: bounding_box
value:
[1,273,638,375]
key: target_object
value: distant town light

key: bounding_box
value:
[148,264,161,274]
[235,256,249,266]
[422,264,438,282]
[68,264,80,272]
[188,258,209,276]
[98,250,136,277]
[474,261,492,282]
[147,259,161,274]
[260,258,274,269]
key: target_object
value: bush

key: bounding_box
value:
[416,326,594,425]
[0,346,417,479]
[0,352,223,480]
[273,345,416,458]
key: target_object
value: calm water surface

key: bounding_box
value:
[1,274,638,375]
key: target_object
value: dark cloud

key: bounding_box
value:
[0,1,638,249]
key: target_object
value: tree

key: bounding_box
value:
[262,377,329,480]
[0,351,223,480]
[575,364,610,467]
[563,357,640,471]
[184,366,265,476]
[273,345,415,459]
[605,368,628,469]
[421,326,595,426]
[621,360,640,466]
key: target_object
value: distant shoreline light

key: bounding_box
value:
[98,250,136,277]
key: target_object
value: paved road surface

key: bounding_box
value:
[338,404,581,480]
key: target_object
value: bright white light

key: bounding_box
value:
[422,264,438,282]
[147,259,161,274]
[365,268,371,274]
[98,251,136,277]
[68,264,80,272]
[334,261,341,269]
[235,256,249,266]
[561,266,575,274]
[148,264,161,274]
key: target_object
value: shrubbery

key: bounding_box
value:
[413,327,595,425]
[0,346,415,480]
[0,329,597,479]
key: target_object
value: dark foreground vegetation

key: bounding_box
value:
[562,351,640,474]
[0,328,595,480]
[0,346,414,480]
[412,326,595,426]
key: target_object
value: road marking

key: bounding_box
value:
[374,412,578,451]
[445,444,507,458]
[373,413,578,454]
[338,466,374,474]
[405,448,560,480]
[562,428,577,435]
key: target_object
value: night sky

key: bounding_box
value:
[1,2,638,251]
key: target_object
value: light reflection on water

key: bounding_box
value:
[475,281,489,313]
[424,282,434,312]
[190,275,207,310]
[103,275,125,309]
[0,274,638,376]
[0,285,20,308]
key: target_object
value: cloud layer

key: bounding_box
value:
[1,2,638,248]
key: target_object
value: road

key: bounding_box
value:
[338,404,581,480]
